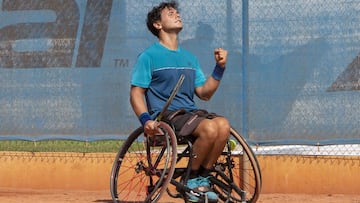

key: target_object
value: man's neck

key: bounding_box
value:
[159,32,179,51]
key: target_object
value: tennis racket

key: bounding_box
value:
[155,74,185,121]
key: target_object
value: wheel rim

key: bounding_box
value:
[110,122,177,203]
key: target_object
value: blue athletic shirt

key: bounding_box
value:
[131,42,206,116]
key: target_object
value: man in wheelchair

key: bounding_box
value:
[130,1,230,202]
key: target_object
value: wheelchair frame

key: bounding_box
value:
[110,121,262,203]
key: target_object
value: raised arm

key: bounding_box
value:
[195,48,228,101]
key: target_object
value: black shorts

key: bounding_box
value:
[162,109,219,137]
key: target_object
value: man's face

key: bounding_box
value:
[159,6,183,32]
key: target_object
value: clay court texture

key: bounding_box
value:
[0,145,359,203]
[0,188,359,203]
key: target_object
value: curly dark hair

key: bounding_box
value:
[146,1,178,37]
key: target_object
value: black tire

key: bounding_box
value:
[212,127,262,203]
[110,121,178,203]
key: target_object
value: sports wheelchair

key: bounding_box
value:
[110,121,262,203]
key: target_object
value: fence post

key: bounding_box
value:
[241,0,249,139]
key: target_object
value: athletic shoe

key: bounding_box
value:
[186,176,218,202]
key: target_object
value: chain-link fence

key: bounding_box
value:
[0,0,359,156]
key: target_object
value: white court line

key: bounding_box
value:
[252,144,360,156]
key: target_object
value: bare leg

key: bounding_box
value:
[202,117,230,168]
[191,117,230,170]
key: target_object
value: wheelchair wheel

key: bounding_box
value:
[212,127,262,203]
[110,121,178,203]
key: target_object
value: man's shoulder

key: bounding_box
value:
[138,43,162,57]
[144,42,161,52]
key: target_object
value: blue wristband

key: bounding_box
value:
[139,112,152,126]
[211,64,225,80]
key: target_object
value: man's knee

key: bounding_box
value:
[213,117,230,142]
[194,119,217,139]
[199,119,229,140]
[214,117,230,132]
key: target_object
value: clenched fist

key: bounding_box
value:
[214,48,227,67]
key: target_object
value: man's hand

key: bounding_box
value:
[144,120,160,136]
[214,48,228,67]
